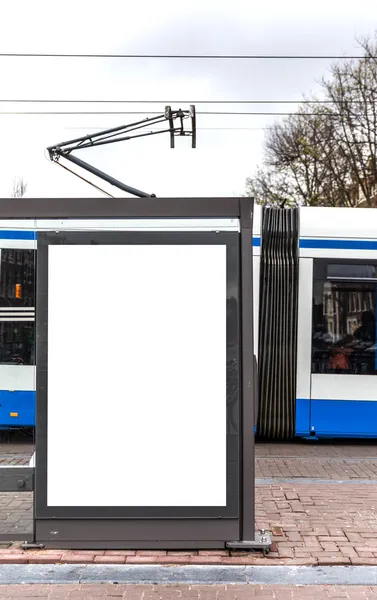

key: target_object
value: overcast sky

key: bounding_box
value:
[0,0,376,199]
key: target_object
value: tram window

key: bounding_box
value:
[0,322,35,365]
[0,249,35,365]
[0,249,35,307]
[327,264,377,279]
[312,277,377,375]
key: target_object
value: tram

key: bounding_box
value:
[254,205,377,440]
[2,207,377,439]
[0,224,35,429]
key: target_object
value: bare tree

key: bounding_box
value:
[11,177,28,198]
[245,169,298,207]
[260,104,355,206]
[246,34,377,207]
[321,37,377,206]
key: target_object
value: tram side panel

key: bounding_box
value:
[256,205,377,439]
[295,257,313,437]
[300,206,377,439]
[0,224,36,429]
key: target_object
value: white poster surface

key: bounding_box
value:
[47,244,227,507]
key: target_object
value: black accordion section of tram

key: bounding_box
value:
[257,207,299,440]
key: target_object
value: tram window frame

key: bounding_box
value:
[0,321,35,365]
[0,249,36,307]
[312,258,377,376]
[0,249,36,366]
[314,258,377,282]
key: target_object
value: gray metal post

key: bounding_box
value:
[226,197,271,551]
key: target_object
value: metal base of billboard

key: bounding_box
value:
[226,531,273,552]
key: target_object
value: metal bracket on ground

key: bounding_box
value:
[0,467,35,492]
[21,543,45,550]
[226,530,272,552]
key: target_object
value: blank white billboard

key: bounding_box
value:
[47,244,227,507]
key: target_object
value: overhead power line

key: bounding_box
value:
[0,110,342,116]
[0,99,376,104]
[0,53,375,59]
[65,126,272,131]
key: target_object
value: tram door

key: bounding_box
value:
[310,259,377,437]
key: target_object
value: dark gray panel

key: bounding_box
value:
[0,197,243,219]
[35,519,239,543]
[0,534,34,543]
[35,231,240,522]
[38,230,234,246]
[0,468,34,492]
[240,199,255,541]
[39,541,229,550]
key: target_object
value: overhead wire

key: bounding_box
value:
[64,126,272,131]
[0,110,344,116]
[0,53,375,59]
[3,52,372,194]
[0,99,376,104]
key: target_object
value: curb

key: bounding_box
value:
[0,564,377,585]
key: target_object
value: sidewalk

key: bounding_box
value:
[1,483,377,566]
[1,441,377,566]
[1,584,377,600]
[256,441,377,480]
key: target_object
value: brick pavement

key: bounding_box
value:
[255,442,377,458]
[0,493,33,536]
[0,484,377,565]
[0,584,377,599]
[255,442,377,480]
[9,440,377,479]
[0,432,34,465]
[254,483,377,565]
[0,433,34,537]
[1,440,377,564]
[2,438,377,477]
[9,453,377,478]
[256,457,377,480]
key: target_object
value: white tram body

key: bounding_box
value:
[1,207,377,439]
[253,205,377,438]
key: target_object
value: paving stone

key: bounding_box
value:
[2,440,377,566]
